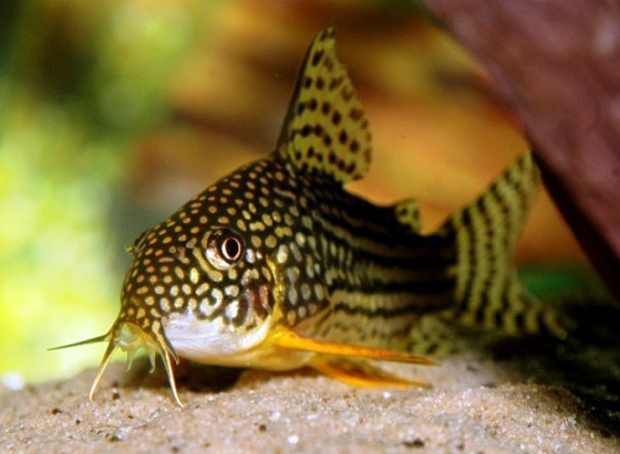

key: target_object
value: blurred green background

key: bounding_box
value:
[0,0,219,384]
[0,0,600,387]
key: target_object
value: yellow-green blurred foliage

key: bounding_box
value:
[0,0,221,383]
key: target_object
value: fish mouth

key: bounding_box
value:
[89,318,184,406]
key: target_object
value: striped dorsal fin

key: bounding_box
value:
[275,27,371,185]
[442,153,567,337]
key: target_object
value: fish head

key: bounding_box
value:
[91,156,329,405]
[117,166,286,356]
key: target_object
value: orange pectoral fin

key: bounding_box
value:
[270,329,437,366]
[310,356,432,389]
[269,329,436,388]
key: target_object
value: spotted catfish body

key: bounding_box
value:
[55,28,565,406]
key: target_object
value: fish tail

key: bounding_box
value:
[442,152,568,338]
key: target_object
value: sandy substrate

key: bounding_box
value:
[2,313,620,453]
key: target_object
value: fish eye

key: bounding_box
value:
[221,236,242,261]
[206,228,245,269]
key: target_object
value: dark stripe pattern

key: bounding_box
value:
[284,171,457,349]
[446,153,565,337]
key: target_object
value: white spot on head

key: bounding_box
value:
[305,260,315,279]
[288,287,298,306]
[300,283,311,301]
[265,235,277,249]
[199,299,217,317]
[196,282,210,296]
[245,248,256,264]
[227,268,238,280]
[206,268,223,282]
[295,232,306,245]
[314,284,325,301]
[289,243,302,262]
[211,288,223,306]
[190,268,200,284]
[276,244,289,264]
[250,222,265,232]
[286,266,300,283]
[226,299,239,320]
[225,285,240,297]
[242,268,259,284]
[275,226,293,238]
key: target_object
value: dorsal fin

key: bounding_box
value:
[275,27,372,185]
